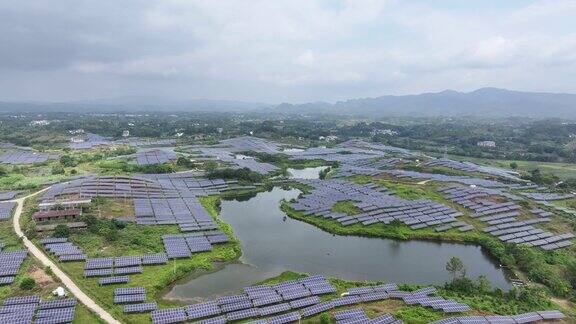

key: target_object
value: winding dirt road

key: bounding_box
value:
[11,188,121,324]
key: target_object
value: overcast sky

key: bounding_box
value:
[1,0,576,103]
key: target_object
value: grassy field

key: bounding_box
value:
[331,201,361,215]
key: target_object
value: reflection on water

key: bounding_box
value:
[287,166,329,179]
[166,186,510,301]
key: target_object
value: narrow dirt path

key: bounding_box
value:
[11,188,121,324]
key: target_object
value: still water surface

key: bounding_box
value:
[287,166,329,179]
[166,186,510,301]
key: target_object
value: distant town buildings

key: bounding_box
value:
[477,140,496,148]
[371,129,398,136]
[319,135,339,141]
[68,129,85,135]
[29,120,50,126]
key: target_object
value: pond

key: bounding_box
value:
[287,166,329,179]
[165,187,511,301]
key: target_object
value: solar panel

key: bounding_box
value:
[151,308,187,324]
[115,287,145,296]
[258,302,291,316]
[124,302,157,313]
[84,268,113,277]
[185,301,221,320]
[38,298,77,310]
[113,293,146,304]
[301,301,334,317]
[99,276,130,285]
[3,295,40,305]
[288,296,321,309]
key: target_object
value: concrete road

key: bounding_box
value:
[11,189,121,324]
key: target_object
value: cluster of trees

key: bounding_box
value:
[82,214,126,242]
[207,167,264,183]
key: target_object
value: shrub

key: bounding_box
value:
[19,277,36,290]
[53,224,70,238]
[51,165,66,175]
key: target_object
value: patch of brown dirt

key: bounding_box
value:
[27,265,56,288]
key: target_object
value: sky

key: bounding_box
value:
[1,0,576,104]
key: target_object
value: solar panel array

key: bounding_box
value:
[113,287,147,304]
[162,231,229,258]
[0,250,27,286]
[124,302,157,314]
[431,310,565,324]
[383,170,510,188]
[342,285,471,314]
[84,254,168,278]
[0,150,58,164]
[336,139,414,156]
[424,158,523,181]
[0,296,77,323]
[0,191,18,201]
[99,276,129,286]
[41,173,230,202]
[289,179,463,230]
[40,173,231,228]
[333,158,406,177]
[69,132,112,149]
[0,201,16,220]
[70,133,177,150]
[520,192,575,201]
[439,186,575,250]
[120,138,177,148]
[134,196,219,230]
[135,149,177,166]
[40,238,86,262]
[192,147,279,174]
[220,136,282,154]
[151,275,335,323]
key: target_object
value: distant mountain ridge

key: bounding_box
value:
[0,98,269,113]
[274,88,576,118]
[0,88,575,118]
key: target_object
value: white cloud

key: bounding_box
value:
[1,0,576,102]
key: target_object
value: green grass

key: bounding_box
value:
[331,201,361,215]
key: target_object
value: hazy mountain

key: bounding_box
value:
[275,88,576,118]
[1,88,575,118]
[0,97,269,113]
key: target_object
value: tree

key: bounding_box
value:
[446,256,465,280]
[19,277,36,290]
[510,162,518,170]
[204,160,218,172]
[51,165,65,175]
[53,224,70,238]
[59,155,76,167]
